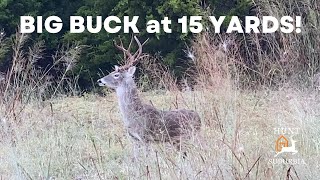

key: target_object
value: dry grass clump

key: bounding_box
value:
[138,54,179,91]
[0,30,82,152]
[245,0,319,87]
[1,30,82,101]
[189,0,319,88]
[188,32,241,91]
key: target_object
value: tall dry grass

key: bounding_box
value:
[0,31,82,148]
[1,81,319,179]
[1,30,319,179]
[139,53,179,92]
[244,0,320,87]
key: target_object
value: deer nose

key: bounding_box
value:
[97,79,102,84]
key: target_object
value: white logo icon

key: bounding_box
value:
[275,135,298,157]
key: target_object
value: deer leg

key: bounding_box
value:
[140,141,150,159]
[173,139,187,159]
[130,140,149,162]
[127,136,139,162]
[127,131,145,161]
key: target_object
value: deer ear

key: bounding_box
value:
[114,65,119,72]
[127,66,136,77]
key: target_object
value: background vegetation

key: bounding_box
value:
[0,0,253,90]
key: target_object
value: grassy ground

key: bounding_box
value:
[1,86,319,179]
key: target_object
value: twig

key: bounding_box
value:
[244,155,261,179]
[155,151,162,180]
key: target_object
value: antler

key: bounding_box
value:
[114,36,149,71]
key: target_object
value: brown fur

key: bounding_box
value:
[98,67,201,148]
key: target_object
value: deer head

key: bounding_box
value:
[97,36,148,89]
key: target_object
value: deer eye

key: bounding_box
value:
[114,73,120,78]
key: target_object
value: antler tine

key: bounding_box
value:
[117,38,126,60]
[113,38,134,63]
[132,36,149,61]
[127,35,134,56]
[114,36,149,71]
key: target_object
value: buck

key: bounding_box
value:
[97,36,201,157]
[274,136,298,157]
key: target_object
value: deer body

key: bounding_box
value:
[100,66,200,144]
[97,36,200,150]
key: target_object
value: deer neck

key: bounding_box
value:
[115,79,143,125]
